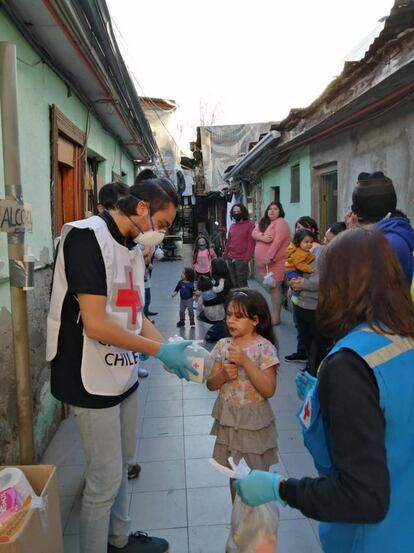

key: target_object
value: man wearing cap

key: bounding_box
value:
[347,171,414,285]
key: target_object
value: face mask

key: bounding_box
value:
[134,229,165,248]
[198,242,207,249]
[233,213,242,221]
[130,214,166,248]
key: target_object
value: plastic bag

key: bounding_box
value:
[263,266,276,288]
[154,246,164,260]
[231,496,278,553]
[0,467,46,542]
[166,336,213,383]
[209,458,279,553]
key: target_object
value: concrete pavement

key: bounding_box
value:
[42,245,323,553]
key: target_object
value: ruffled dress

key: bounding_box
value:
[210,336,279,471]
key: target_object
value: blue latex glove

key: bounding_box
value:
[155,341,199,381]
[295,370,317,401]
[234,470,287,507]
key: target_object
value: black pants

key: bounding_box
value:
[198,310,226,342]
[294,304,332,376]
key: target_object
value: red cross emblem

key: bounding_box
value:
[112,268,142,329]
[303,401,311,422]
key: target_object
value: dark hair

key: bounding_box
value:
[183,267,195,282]
[197,275,213,291]
[317,227,414,340]
[98,181,129,210]
[225,289,277,346]
[135,169,157,184]
[211,258,231,280]
[258,202,285,232]
[293,228,314,248]
[295,216,319,242]
[192,234,212,265]
[230,203,249,221]
[327,221,347,236]
[118,177,179,216]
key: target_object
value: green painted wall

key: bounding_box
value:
[0,11,138,459]
[0,10,135,306]
[261,147,311,232]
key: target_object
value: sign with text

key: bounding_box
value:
[0,199,32,232]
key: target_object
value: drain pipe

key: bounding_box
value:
[0,42,34,463]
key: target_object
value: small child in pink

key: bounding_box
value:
[192,235,216,277]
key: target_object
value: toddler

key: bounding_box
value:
[172,267,196,327]
[285,228,315,303]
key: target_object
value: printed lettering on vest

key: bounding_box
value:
[112,266,143,329]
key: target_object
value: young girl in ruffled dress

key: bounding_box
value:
[207,288,279,502]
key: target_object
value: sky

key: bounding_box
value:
[107,0,395,151]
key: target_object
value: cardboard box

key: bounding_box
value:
[0,465,63,553]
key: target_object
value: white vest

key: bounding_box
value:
[46,216,144,396]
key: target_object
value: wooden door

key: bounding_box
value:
[319,171,338,235]
[51,105,86,237]
[55,137,83,234]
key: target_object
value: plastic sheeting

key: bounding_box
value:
[143,106,182,186]
[200,123,273,192]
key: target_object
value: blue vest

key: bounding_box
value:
[297,324,414,553]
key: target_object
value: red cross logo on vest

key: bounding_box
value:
[303,401,310,421]
[112,267,142,330]
[301,399,312,429]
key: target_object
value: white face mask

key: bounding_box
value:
[130,213,166,248]
[134,229,165,248]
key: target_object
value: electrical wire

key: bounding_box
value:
[110,15,184,171]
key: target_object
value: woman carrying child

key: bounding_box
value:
[285,228,315,304]
[207,289,279,502]
[193,234,217,277]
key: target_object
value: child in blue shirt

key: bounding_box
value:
[172,267,196,327]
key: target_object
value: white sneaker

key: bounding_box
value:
[138,367,149,378]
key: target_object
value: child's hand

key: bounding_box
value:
[227,345,248,368]
[223,362,238,381]
[290,277,304,291]
[344,211,358,229]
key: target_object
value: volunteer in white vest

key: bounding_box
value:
[47,177,195,553]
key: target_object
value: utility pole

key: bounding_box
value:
[0,42,34,463]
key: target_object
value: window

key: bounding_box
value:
[290,164,300,203]
[271,186,280,204]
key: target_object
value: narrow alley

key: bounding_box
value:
[42,246,323,553]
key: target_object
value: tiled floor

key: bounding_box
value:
[42,245,323,553]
